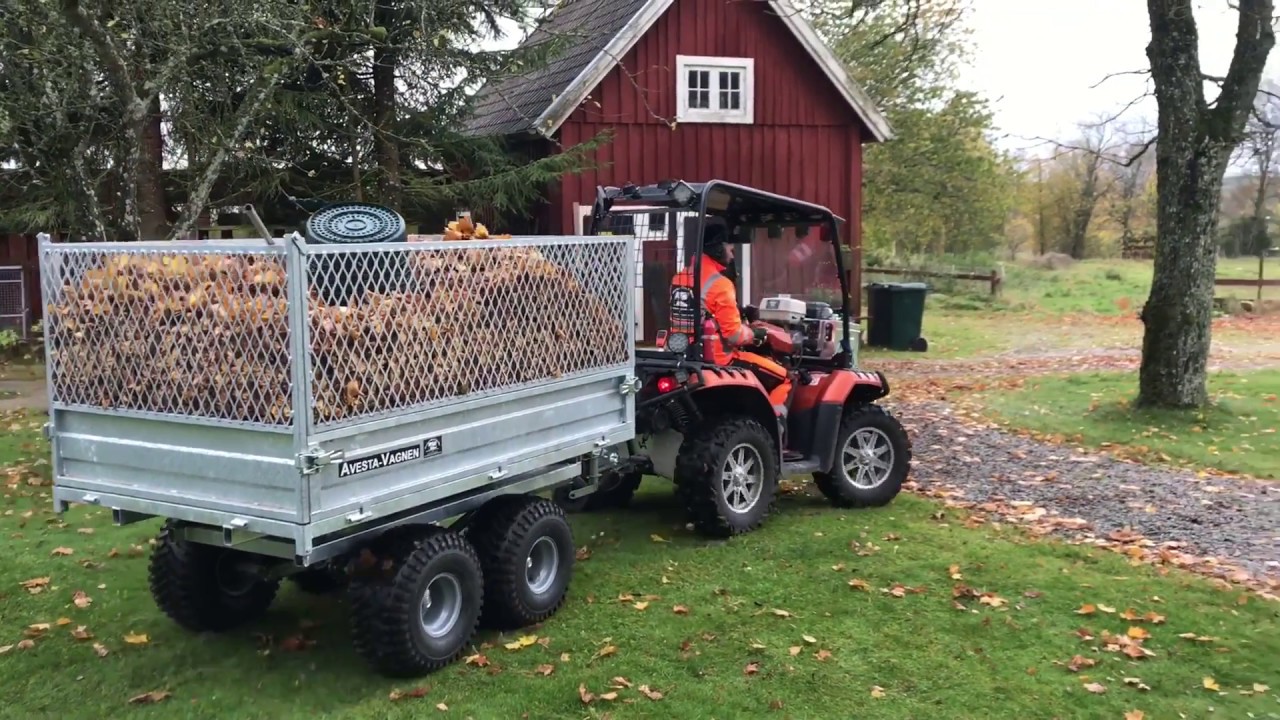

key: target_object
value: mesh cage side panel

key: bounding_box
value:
[304,237,632,429]
[40,246,294,427]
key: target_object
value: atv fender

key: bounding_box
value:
[690,368,781,457]
[811,370,890,473]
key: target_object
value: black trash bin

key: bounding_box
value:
[305,202,408,306]
[865,283,894,348]
[885,282,927,351]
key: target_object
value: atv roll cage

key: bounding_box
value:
[588,179,856,369]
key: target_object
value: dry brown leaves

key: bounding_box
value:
[909,482,1280,601]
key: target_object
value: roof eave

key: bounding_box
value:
[768,0,893,143]
[532,0,676,138]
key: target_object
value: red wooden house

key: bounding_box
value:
[464,0,891,338]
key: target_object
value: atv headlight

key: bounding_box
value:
[666,332,690,354]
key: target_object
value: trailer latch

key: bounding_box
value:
[297,447,344,475]
[42,422,53,440]
[618,376,641,395]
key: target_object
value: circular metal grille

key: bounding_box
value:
[305,202,407,245]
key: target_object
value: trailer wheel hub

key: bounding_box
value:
[418,572,463,638]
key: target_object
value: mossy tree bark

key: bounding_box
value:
[1138,0,1275,408]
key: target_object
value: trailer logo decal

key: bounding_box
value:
[338,442,426,478]
[423,435,443,458]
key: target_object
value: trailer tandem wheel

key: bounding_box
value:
[148,519,280,633]
[469,495,575,630]
[347,525,485,677]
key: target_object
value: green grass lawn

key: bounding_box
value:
[2,412,1278,720]
[972,369,1280,480]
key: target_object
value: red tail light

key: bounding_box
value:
[656,376,678,393]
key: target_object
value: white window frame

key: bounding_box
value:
[675,55,755,124]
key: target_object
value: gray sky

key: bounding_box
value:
[959,0,1279,153]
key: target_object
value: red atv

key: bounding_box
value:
[558,179,911,537]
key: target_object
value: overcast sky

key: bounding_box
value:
[959,0,1279,153]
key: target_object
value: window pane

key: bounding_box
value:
[697,89,709,108]
[720,89,740,110]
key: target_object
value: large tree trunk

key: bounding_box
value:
[372,1,402,209]
[1138,0,1274,408]
[137,95,169,239]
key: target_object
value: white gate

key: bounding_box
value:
[0,266,28,340]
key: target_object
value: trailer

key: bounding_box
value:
[37,224,638,677]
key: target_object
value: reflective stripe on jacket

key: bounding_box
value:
[670,255,752,365]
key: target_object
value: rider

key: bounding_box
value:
[669,221,793,418]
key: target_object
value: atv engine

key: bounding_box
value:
[757,295,838,360]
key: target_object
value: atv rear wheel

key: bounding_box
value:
[813,404,911,508]
[674,416,779,538]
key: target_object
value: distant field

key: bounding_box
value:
[863,257,1276,318]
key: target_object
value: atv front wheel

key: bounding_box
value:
[813,404,911,508]
[674,416,779,538]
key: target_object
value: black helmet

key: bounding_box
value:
[701,221,731,266]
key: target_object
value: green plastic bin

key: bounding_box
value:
[885,282,927,351]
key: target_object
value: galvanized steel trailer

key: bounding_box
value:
[37,231,638,677]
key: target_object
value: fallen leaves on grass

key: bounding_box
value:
[848,578,871,591]
[591,643,618,661]
[127,691,171,705]
[882,583,926,598]
[72,591,91,608]
[20,576,50,594]
[51,547,73,556]
[1063,655,1095,672]
[649,534,669,543]
[633,601,649,611]
[638,684,663,700]
[1083,682,1106,694]
[870,686,886,699]
[503,635,538,650]
[788,646,801,656]
[1203,677,1220,692]
[389,687,429,701]
[70,626,93,641]
[123,632,149,645]
[534,664,555,676]
[1124,711,1145,720]
[1124,677,1151,692]
[769,608,793,618]
[436,703,448,711]
[814,649,832,662]
[672,604,689,615]
[744,662,760,676]
[463,653,490,667]
[1177,633,1218,643]
[92,643,109,657]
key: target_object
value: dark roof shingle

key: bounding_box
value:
[463,0,653,137]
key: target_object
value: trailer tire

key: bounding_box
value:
[347,526,483,678]
[148,520,279,633]
[674,415,779,538]
[470,496,575,630]
[813,404,911,508]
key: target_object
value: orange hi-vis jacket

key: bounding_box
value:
[669,255,754,366]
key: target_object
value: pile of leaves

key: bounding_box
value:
[43,217,628,425]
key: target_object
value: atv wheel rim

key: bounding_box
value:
[418,572,463,639]
[721,443,764,514]
[842,427,894,489]
[526,536,560,595]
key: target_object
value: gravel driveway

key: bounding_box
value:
[891,399,1280,589]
